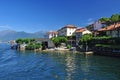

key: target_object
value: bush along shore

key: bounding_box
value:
[12,38,76,52]
[93,38,120,57]
[79,34,120,57]
[11,35,120,56]
[13,38,42,51]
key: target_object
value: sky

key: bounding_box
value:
[0,0,120,33]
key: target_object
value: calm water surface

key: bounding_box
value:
[0,43,120,80]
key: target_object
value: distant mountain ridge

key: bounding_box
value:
[0,30,46,41]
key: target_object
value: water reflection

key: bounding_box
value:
[81,55,91,73]
[0,44,120,80]
[65,53,76,80]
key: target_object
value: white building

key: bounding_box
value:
[93,20,106,30]
[58,25,77,36]
[75,28,92,45]
[87,20,106,31]
[46,31,58,39]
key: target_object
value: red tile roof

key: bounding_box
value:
[57,25,77,32]
[47,31,58,35]
[75,28,86,33]
[98,23,120,31]
[64,25,77,28]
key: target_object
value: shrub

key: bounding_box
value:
[67,45,71,49]
[52,36,67,47]
[26,43,42,50]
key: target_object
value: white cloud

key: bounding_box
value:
[88,18,93,22]
[86,18,94,25]
[87,21,94,25]
[0,25,12,29]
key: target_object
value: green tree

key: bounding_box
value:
[99,14,120,26]
[79,34,92,51]
[26,43,41,50]
[59,37,67,43]
[99,17,111,25]
[52,37,60,47]
[23,38,30,44]
[110,14,120,24]
[119,14,120,21]
[52,36,67,47]
[16,38,23,44]
[16,38,35,44]
[80,34,92,43]
[110,14,120,37]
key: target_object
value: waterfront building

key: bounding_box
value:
[45,31,58,39]
[35,38,55,49]
[98,23,120,37]
[93,20,106,30]
[75,28,92,45]
[86,20,106,37]
[58,25,77,36]
[87,20,106,31]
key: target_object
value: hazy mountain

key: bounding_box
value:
[0,30,46,41]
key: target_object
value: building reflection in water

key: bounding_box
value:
[65,53,76,80]
[65,54,91,80]
[80,55,91,80]
[81,55,91,73]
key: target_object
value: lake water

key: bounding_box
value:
[0,43,120,80]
